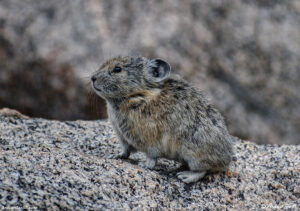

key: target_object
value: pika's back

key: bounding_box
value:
[118,75,229,140]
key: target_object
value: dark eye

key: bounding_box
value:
[112,66,122,73]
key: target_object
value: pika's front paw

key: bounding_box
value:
[138,158,157,170]
[176,171,206,183]
[108,153,128,159]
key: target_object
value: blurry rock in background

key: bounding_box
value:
[0,0,106,120]
[0,0,299,144]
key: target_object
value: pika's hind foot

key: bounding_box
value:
[176,171,206,183]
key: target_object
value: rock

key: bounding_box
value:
[0,116,299,210]
[0,107,29,119]
[0,0,299,143]
[0,1,106,120]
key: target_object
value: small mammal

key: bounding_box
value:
[91,56,233,183]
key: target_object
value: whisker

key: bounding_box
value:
[86,85,107,119]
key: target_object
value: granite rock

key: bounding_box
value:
[0,115,299,210]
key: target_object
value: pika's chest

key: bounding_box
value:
[110,108,163,147]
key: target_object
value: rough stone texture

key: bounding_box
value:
[0,0,299,144]
[0,0,106,120]
[0,115,299,210]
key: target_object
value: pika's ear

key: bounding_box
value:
[146,58,171,82]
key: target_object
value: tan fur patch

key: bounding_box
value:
[118,89,165,151]
[121,89,161,113]
[128,89,161,101]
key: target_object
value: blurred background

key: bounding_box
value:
[0,0,299,145]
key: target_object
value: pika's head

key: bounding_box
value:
[91,56,171,100]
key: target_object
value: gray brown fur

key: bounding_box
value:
[91,56,233,183]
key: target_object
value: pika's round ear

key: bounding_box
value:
[146,58,171,82]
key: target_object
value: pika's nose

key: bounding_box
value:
[91,75,97,83]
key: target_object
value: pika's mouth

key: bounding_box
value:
[92,83,103,92]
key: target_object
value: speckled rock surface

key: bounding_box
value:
[0,116,299,210]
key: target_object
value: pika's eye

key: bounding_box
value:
[112,66,122,73]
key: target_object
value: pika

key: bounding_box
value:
[91,56,233,183]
